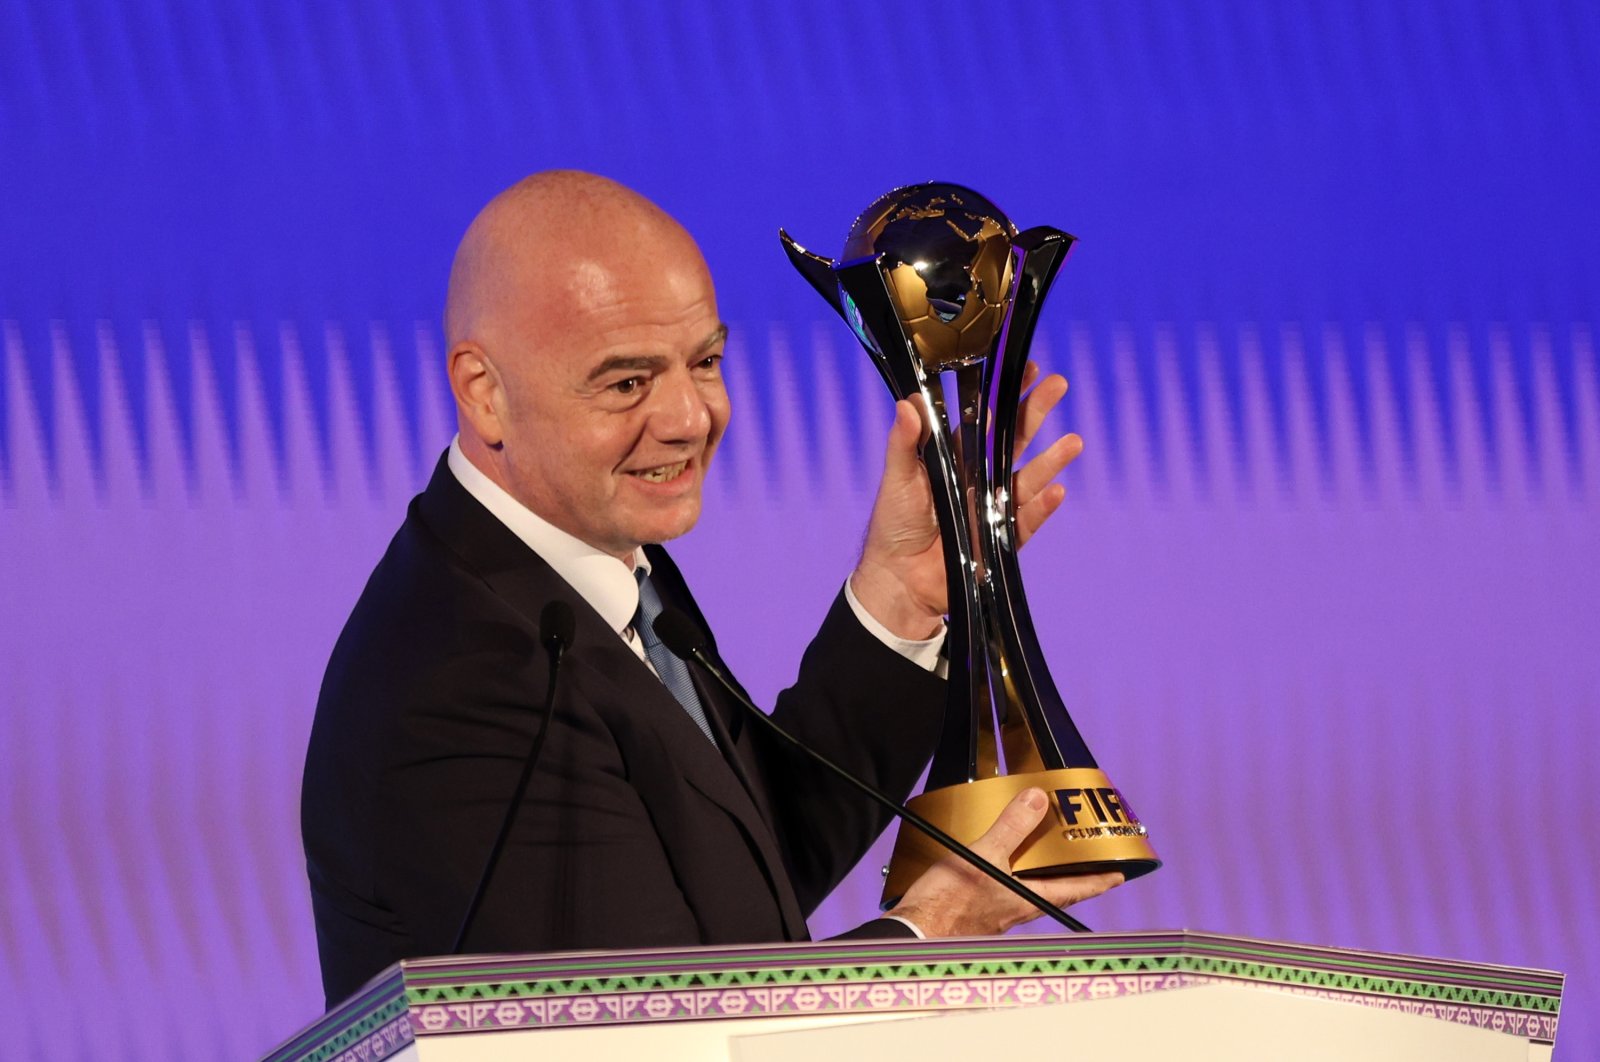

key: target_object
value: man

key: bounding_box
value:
[302,171,1120,1007]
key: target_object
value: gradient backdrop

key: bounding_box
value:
[1,2,1596,1058]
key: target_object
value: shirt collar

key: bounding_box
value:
[447,436,650,635]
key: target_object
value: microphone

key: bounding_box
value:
[540,600,577,657]
[452,600,576,953]
[650,609,1090,934]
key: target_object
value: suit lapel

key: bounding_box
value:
[534,592,812,942]
[414,456,808,940]
[641,546,808,937]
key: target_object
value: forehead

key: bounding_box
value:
[539,250,720,366]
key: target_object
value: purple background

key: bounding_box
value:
[1,2,1595,1057]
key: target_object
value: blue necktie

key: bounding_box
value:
[634,570,718,745]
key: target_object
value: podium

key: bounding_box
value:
[264,931,1563,1061]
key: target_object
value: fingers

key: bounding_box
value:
[1013,369,1067,458]
[1010,430,1082,549]
[1015,482,1066,545]
[1027,871,1126,907]
[968,787,1051,866]
[977,790,1125,907]
[1000,367,1078,548]
[966,789,1125,922]
[1014,431,1083,504]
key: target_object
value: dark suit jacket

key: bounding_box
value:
[302,456,945,1006]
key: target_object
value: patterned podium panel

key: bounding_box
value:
[265,932,1563,1062]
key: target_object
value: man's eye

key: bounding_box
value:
[612,377,641,394]
[696,354,723,371]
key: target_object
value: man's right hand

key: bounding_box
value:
[849,365,1083,644]
[886,788,1124,937]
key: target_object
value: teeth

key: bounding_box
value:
[635,462,687,483]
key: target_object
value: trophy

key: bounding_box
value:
[781,183,1161,906]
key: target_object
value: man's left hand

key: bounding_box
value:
[849,363,1082,640]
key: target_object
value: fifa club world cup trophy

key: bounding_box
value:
[781,184,1161,906]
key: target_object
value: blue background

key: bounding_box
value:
[1,2,1595,1057]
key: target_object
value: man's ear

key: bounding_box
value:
[448,342,506,447]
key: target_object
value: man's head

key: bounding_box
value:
[444,170,730,560]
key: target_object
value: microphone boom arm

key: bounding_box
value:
[654,612,1089,934]
[452,601,576,953]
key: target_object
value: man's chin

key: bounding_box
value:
[630,502,702,547]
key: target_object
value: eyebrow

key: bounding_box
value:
[697,323,731,354]
[583,324,730,383]
[585,354,668,382]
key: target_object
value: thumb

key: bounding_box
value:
[969,787,1050,867]
[881,398,928,482]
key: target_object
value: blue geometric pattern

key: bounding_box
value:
[3,318,1593,505]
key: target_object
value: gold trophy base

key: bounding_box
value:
[880,767,1162,909]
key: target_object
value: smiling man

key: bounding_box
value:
[301,171,1119,1007]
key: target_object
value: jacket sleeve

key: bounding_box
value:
[755,590,946,914]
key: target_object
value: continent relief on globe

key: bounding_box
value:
[842,189,1018,370]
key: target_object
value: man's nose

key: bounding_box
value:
[648,367,712,442]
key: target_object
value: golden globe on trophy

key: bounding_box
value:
[781,184,1161,906]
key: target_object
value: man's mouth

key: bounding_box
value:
[630,461,689,484]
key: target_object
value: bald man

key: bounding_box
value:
[302,172,1118,1007]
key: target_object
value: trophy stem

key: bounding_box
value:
[918,367,996,787]
[954,364,1008,779]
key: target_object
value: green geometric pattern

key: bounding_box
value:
[412,959,1158,998]
[1182,956,1559,1013]
[406,951,1557,1016]
[406,954,1184,1005]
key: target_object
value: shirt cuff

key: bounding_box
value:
[882,914,926,938]
[843,579,947,674]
